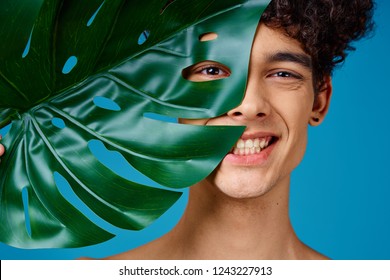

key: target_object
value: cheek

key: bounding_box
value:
[272,91,314,128]
[272,93,312,163]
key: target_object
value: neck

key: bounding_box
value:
[159,175,303,259]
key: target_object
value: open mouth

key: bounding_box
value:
[231,136,278,156]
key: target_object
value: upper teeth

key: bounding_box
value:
[232,137,272,155]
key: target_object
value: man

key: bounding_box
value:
[0,0,374,259]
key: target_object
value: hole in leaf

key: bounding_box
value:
[51,118,66,129]
[88,140,160,186]
[62,56,78,74]
[182,60,231,82]
[199,32,218,42]
[22,27,34,58]
[93,96,121,111]
[160,0,177,14]
[144,113,177,123]
[52,171,118,232]
[21,187,32,237]
[53,171,77,204]
[138,30,150,45]
[87,1,105,27]
[0,122,12,138]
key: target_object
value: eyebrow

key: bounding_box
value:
[266,51,312,70]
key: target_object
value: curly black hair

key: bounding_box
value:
[261,0,375,91]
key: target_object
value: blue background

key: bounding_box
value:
[1,0,389,260]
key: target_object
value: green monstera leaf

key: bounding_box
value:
[0,0,269,248]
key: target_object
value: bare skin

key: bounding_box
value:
[0,136,3,164]
[103,24,332,260]
[107,177,326,259]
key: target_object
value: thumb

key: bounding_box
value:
[0,135,4,159]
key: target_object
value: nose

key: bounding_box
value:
[227,81,270,122]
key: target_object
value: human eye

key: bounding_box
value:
[268,70,303,80]
[199,66,228,76]
[182,61,231,82]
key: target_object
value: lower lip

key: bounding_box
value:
[223,142,276,166]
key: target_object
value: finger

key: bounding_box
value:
[0,135,4,159]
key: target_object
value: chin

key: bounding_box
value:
[208,170,277,200]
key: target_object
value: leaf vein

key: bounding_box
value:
[45,104,181,163]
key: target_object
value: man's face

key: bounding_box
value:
[180,24,331,199]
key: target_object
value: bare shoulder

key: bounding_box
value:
[104,237,172,260]
[300,243,330,260]
[78,230,182,260]
[76,247,152,260]
[104,245,153,260]
[77,244,157,260]
[110,245,178,259]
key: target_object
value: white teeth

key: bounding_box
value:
[260,139,266,149]
[237,139,245,149]
[232,137,273,156]
[245,139,253,148]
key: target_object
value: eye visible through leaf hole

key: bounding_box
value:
[182,60,231,82]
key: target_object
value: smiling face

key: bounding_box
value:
[180,24,332,199]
